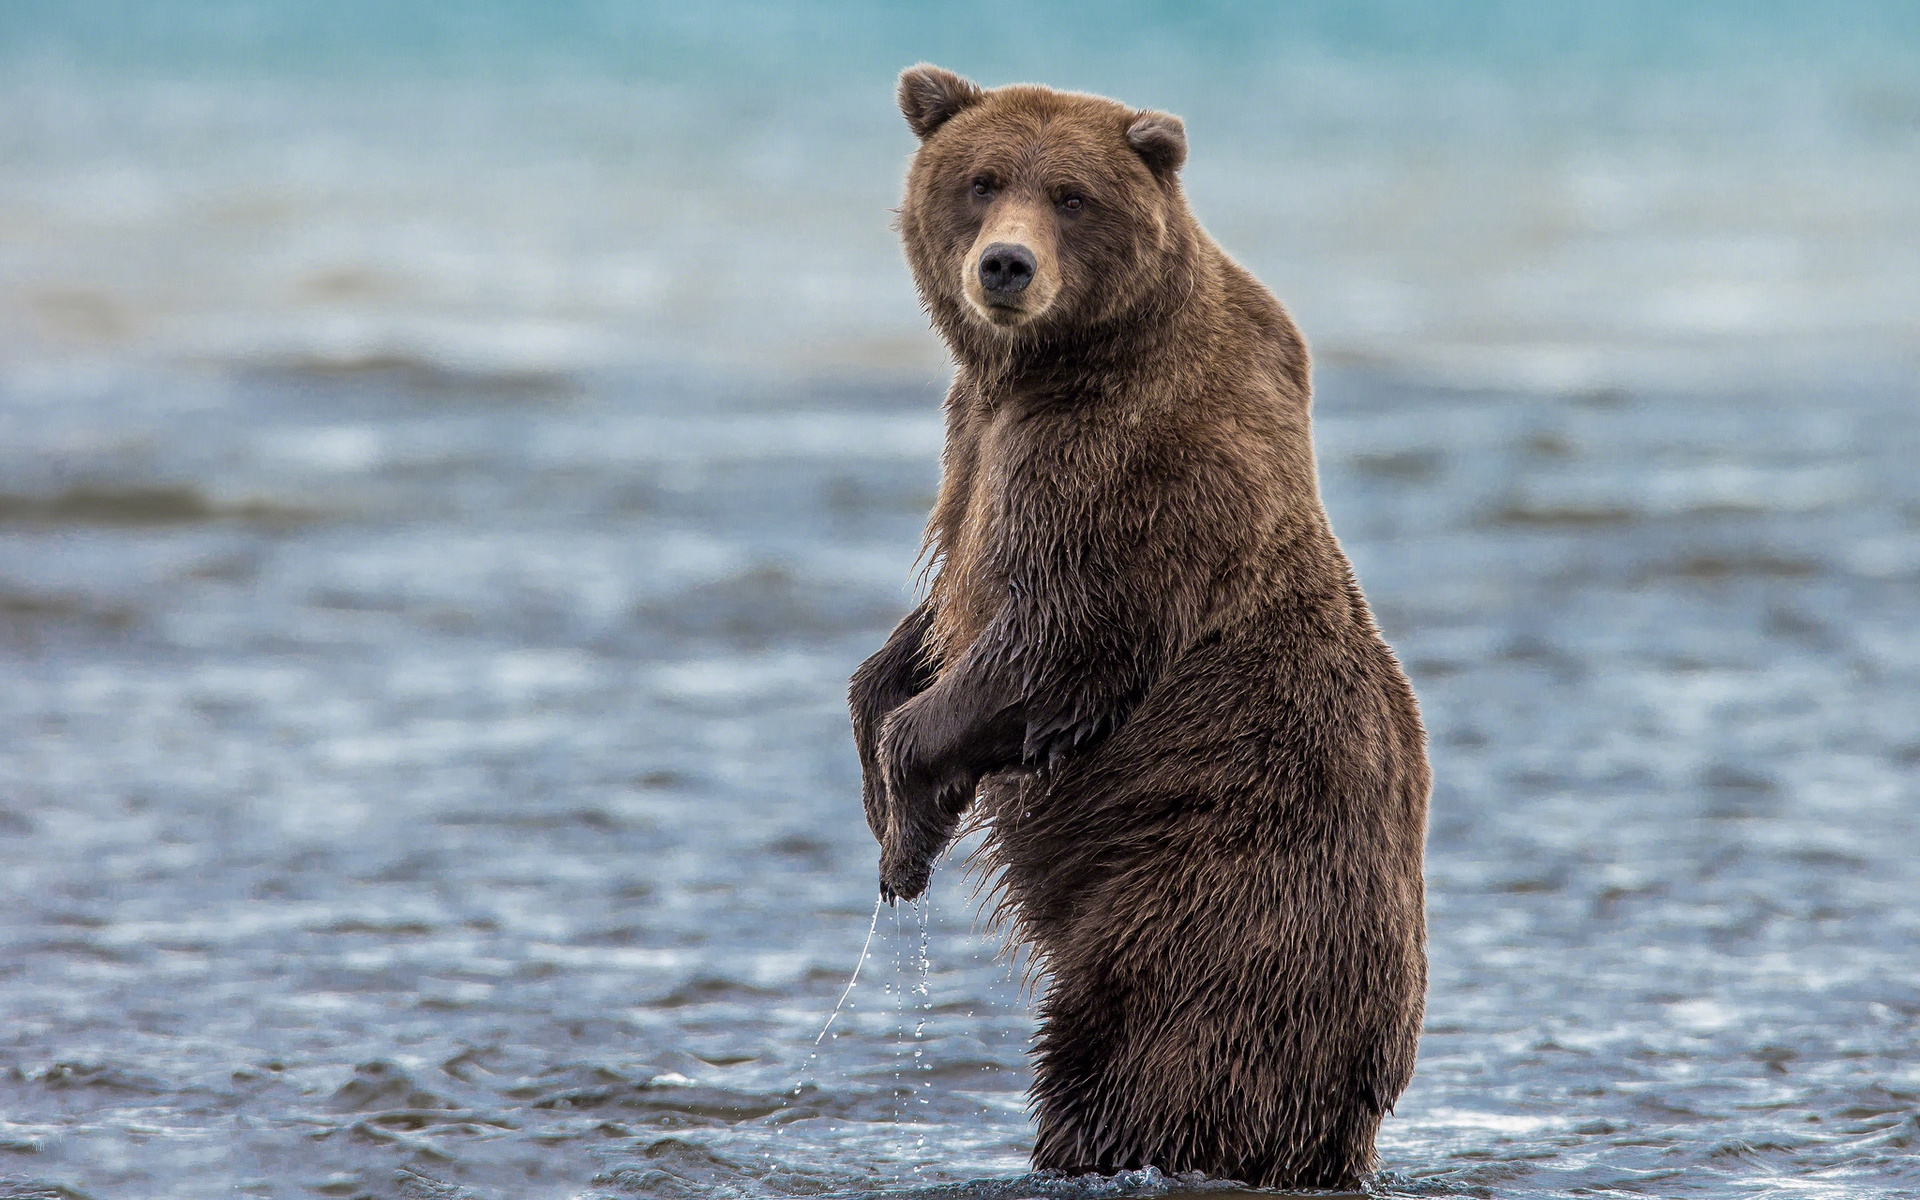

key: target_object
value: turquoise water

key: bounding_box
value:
[1,6,1918,1199]
[8,2,1920,77]
[5,2,1918,389]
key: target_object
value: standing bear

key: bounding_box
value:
[849,65,1429,1192]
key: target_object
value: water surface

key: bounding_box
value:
[2,5,1917,1196]
[1,360,1916,1198]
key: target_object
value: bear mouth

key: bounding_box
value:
[973,295,1039,326]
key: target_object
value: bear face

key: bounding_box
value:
[896,65,1191,348]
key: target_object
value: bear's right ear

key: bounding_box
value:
[1127,110,1188,178]
[898,64,984,140]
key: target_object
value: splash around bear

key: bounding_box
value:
[848,65,1430,1191]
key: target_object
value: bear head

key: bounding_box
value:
[894,65,1191,355]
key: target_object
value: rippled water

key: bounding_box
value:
[3,3,1918,1196]
[1,357,1916,1198]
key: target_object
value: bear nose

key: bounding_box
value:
[978,243,1036,295]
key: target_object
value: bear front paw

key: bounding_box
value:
[878,847,933,904]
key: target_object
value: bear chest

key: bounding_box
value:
[929,406,1031,668]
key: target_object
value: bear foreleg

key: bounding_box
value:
[873,612,1152,901]
[849,599,938,848]
[874,669,1026,901]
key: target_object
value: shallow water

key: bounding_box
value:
[0,357,1916,1199]
[4,4,1920,1196]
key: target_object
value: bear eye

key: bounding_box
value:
[1060,194,1084,212]
[970,177,993,198]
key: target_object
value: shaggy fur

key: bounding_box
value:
[848,65,1429,1191]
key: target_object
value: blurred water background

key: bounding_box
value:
[1,3,1917,1198]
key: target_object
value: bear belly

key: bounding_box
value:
[977,617,1426,1191]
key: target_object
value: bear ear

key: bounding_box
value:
[898,64,984,140]
[1127,110,1187,177]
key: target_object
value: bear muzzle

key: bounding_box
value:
[978,242,1036,296]
[962,233,1059,328]
[960,196,1062,327]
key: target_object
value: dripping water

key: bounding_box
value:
[889,899,905,1123]
[911,897,934,1162]
[806,894,884,1059]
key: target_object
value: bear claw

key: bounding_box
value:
[879,856,931,904]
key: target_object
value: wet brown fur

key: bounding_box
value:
[848,66,1429,1192]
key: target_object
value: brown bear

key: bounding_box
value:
[847,65,1429,1192]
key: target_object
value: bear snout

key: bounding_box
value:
[978,242,1036,297]
[959,195,1060,327]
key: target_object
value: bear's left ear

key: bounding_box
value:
[898,64,984,140]
[1127,111,1187,177]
